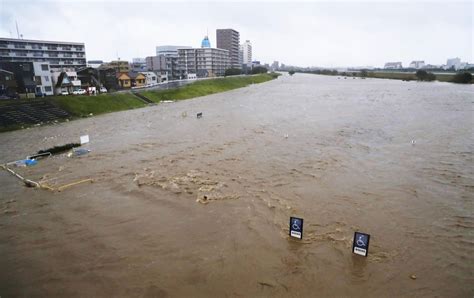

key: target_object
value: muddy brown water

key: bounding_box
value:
[0,74,473,297]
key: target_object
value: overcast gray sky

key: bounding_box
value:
[0,0,472,67]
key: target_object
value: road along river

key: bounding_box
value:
[0,74,472,297]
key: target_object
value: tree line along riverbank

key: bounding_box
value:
[295,70,473,84]
[0,73,280,133]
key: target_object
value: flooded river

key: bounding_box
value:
[0,74,473,297]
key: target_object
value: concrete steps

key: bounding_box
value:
[0,100,70,127]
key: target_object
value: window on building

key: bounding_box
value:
[34,76,42,84]
[44,86,52,92]
[44,76,49,82]
[41,64,49,71]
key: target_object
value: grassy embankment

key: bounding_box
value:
[0,73,279,132]
[50,93,145,117]
[141,73,279,102]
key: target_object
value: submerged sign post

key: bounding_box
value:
[289,217,304,239]
[352,232,370,257]
[80,135,89,145]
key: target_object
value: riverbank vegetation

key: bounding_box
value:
[298,69,473,83]
[141,73,279,103]
[50,93,146,117]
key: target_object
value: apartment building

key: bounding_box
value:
[216,29,240,69]
[178,47,230,78]
[0,37,86,70]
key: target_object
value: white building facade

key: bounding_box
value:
[409,60,425,69]
[241,40,252,67]
[33,62,54,96]
[0,37,86,70]
[447,57,461,70]
[140,71,159,85]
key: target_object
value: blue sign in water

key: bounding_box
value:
[289,217,304,239]
[352,232,370,257]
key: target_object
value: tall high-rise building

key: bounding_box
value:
[241,40,252,67]
[216,29,240,69]
[0,37,86,70]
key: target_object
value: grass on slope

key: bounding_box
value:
[49,93,146,117]
[141,73,278,103]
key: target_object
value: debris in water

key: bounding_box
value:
[24,159,37,166]
[27,152,52,160]
[411,139,416,145]
[196,195,209,204]
[197,112,203,119]
[258,281,275,288]
[410,274,417,280]
[284,134,289,138]
[71,148,90,156]
[38,143,81,155]
[182,112,187,118]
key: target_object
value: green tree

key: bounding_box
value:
[416,70,436,81]
[224,68,242,76]
[452,72,473,84]
[251,66,268,74]
[289,70,295,76]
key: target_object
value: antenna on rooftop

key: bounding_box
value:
[15,20,20,39]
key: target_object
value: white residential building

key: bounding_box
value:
[51,69,81,95]
[241,40,252,67]
[447,57,461,70]
[409,60,425,69]
[0,37,86,70]
[32,62,54,95]
[384,62,403,69]
[140,71,159,85]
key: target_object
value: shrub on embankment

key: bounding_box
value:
[452,72,473,84]
[415,70,436,81]
[140,73,279,103]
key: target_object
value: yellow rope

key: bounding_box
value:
[56,179,93,192]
